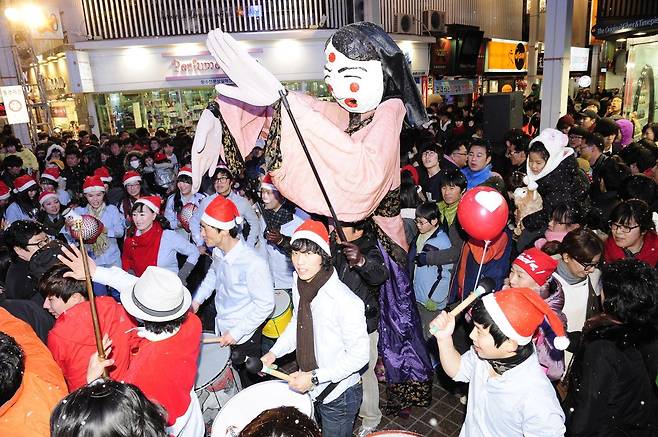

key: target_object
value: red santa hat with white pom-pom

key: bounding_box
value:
[260,174,278,192]
[201,196,243,230]
[290,219,331,256]
[482,287,570,350]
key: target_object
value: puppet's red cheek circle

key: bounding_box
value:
[350,82,360,93]
[328,53,336,62]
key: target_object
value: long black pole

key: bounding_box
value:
[278,90,347,242]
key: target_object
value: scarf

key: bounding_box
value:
[462,165,492,190]
[261,200,294,230]
[123,221,164,276]
[534,229,569,249]
[438,200,459,228]
[88,203,110,257]
[456,232,509,299]
[556,259,585,285]
[488,342,534,374]
[295,268,333,372]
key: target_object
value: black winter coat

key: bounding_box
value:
[522,155,591,232]
[563,320,658,437]
[331,233,389,334]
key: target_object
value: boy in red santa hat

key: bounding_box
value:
[431,288,567,436]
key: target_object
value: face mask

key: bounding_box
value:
[130,160,140,169]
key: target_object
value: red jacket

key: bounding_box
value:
[604,231,658,267]
[124,312,201,426]
[47,296,136,391]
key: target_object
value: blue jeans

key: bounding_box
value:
[316,383,363,437]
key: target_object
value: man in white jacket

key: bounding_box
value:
[261,219,369,437]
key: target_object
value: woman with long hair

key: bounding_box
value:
[4,175,39,225]
[163,166,205,237]
[122,196,199,283]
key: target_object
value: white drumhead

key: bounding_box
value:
[211,380,313,437]
[196,332,231,388]
[270,290,291,318]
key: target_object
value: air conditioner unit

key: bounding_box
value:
[423,10,446,33]
[395,14,415,34]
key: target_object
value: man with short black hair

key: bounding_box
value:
[192,195,274,387]
[418,142,443,201]
[61,145,84,194]
[568,126,589,154]
[4,220,49,301]
[1,154,23,189]
[579,109,599,132]
[594,117,621,156]
[442,138,469,173]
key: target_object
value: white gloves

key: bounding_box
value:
[206,29,284,106]
[191,107,223,193]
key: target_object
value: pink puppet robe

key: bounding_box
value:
[216,92,408,251]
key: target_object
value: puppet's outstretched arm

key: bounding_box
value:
[191,106,223,192]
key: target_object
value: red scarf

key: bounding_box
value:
[122,221,164,276]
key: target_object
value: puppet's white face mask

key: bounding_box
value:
[323,41,384,114]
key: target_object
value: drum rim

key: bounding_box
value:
[366,432,423,436]
[195,331,232,390]
[270,290,292,319]
[211,380,314,433]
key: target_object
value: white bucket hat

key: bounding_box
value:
[120,266,191,322]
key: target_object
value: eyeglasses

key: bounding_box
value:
[451,151,468,156]
[422,150,437,156]
[414,218,430,226]
[574,257,600,270]
[569,135,583,139]
[609,221,640,233]
[214,176,230,183]
[26,237,50,249]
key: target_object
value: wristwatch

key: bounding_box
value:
[311,370,319,386]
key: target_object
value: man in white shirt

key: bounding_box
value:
[189,164,262,251]
[261,219,369,437]
[430,287,567,437]
[192,195,274,387]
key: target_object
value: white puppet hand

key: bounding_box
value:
[192,107,223,193]
[207,29,284,106]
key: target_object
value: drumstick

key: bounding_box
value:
[245,356,291,382]
[73,219,108,377]
[429,277,495,335]
[202,336,224,344]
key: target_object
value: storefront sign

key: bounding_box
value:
[430,38,452,77]
[570,47,590,72]
[51,106,67,118]
[486,40,528,73]
[0,86,29,124]
[592,16,658,39]
[434,79,476,95]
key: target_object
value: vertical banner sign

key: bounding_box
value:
[0,86,30,124]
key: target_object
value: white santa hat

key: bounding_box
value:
[523,128,573,190]
[482,287,569,350]
[290,219,331,256]
[201,196,243,229]
[260,174,278,192]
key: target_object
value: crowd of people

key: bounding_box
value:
[0,85,657,437]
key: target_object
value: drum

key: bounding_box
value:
[196,332,242,431]
[262,290,292,338]
[211,380,313,437]
[367,432,422,437]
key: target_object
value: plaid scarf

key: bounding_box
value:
[261,200,295,230]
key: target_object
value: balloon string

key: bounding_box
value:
[470,240,490,300]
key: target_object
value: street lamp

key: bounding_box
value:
[3,3,53,142]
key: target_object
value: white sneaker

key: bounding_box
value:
[355,425,377,437]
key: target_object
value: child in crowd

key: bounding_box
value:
[505,248,566,380]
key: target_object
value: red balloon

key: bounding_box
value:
[457,186,509,241]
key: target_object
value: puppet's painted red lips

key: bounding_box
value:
[344,98,358,108]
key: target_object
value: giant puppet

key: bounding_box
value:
[192,22,427,255]
[192,22,433,411]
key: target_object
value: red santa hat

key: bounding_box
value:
[38,191,58,205]
[40,166,61,183]
[260,174,278,192]
[482,288,569,350]
[0,181,9,200]
[123,171,142,186]
[513,248,558,287]
[154,152,168,163]
[94,166,112,183]
[83,176,106,194]
[401,164,419,186]
[290,219,331,256]
[201,196,243,229]
[135,195,162,213]
[178,166,193,179]
[13,175,36,193]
